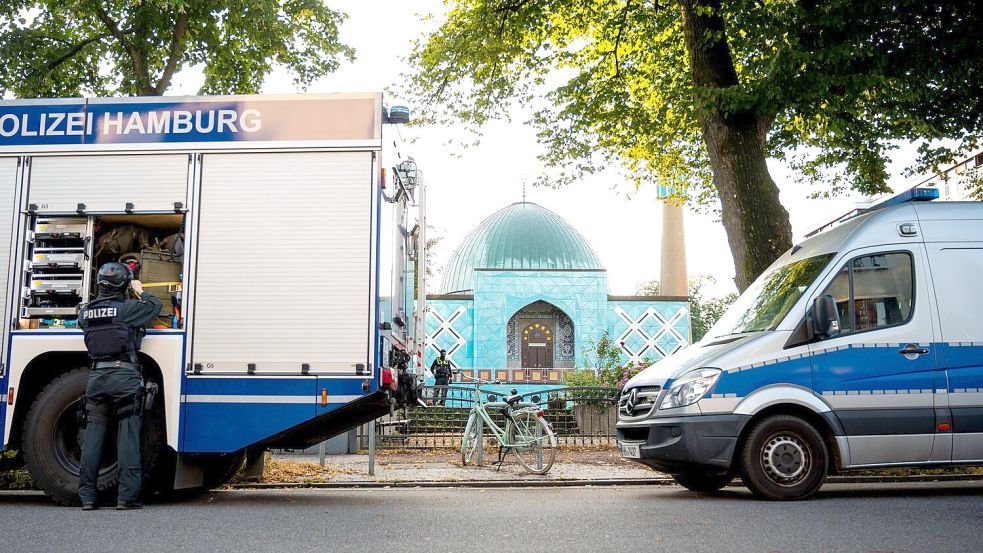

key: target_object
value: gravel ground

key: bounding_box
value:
[264,447,659,483]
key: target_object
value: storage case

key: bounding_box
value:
[140,249,181,317]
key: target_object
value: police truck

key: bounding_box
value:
[0,93,425,504]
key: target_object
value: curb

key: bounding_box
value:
[230,473,983,490]
[232,478,676,490]
[824,473,983,484]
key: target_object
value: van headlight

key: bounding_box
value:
[660,368,722,410]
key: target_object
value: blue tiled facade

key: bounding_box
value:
[425,285,690,371]
[424,202,690,375]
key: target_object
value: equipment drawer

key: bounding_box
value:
[30,248,86,269]
[33,218,89,240]
[27,274,84,296]
[23,306,79,317]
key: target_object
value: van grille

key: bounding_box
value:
[619,386,661,419]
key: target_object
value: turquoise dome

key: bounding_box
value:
[439,202,604,293]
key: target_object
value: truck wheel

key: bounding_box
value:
[201,451,246,489]
[739,415,828,500]
[22,369,114,506]
[671,470,734,493]
[22,369,165,506]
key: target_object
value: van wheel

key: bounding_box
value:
[22,369,165,506]
[671,469,733,493]
[739,415,828,501]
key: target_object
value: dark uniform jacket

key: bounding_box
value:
[79,291,163,361]
[431,357,451,381]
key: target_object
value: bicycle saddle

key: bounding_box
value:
[504,393,523,405]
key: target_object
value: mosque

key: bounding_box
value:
[424,200,691,384]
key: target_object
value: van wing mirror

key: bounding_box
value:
[811,295,841,339]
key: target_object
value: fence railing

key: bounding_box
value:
[355,385,622,450]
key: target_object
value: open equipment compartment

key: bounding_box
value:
[20,216,92,324]
[19,213,186,330]
[92,213,186,329]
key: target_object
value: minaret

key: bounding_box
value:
[659,201,688,297]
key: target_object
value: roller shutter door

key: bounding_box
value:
[28,154,188,213]
[191,151,373,375]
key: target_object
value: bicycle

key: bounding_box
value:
[458,373,557,474]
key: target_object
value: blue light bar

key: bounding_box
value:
[864,186,940,213]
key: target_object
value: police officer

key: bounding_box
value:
[78,262,162,510]
[430,349,451,406]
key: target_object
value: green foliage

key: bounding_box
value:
[568,331,649,390]
[688,275,737,342]
[636,280,661,296]
[0,450,34,490]
[405,0,982,205]
[0,1,354,97]
[564,363,646,391]
[579,331,623,372]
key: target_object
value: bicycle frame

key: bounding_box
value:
[461,376,542,456]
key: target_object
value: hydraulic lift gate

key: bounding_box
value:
[190,151,374,376]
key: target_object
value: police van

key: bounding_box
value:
[0,94,425,504]
[617,191,983,499]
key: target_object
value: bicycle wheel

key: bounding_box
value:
[507,410,557,474]
[461,412,481,466]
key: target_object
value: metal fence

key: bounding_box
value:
[355,385,621,450]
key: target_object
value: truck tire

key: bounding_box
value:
[22,368,164,506]
[201,451,246,489]
[739,415,828,501]
[671,470,734,493]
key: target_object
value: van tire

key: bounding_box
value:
[22,368,165,506]
[671,470,734,493]
[739,415,827,501]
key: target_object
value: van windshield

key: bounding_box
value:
[707,253,835,338]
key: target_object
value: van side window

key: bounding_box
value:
[821,252,914,335]
[824,266,853,334]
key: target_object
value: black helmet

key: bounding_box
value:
[97,262,132,292]
[439,349,447,356]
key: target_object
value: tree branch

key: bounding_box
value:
[154,10,189,95]
[38,32,112,74]
[94,4,152,94]
[612,0,635,78]
[496,0,534,36]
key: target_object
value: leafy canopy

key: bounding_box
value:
[0,1,354,97]
[404,0,982,206]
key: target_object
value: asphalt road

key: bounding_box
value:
[2,482,982,553]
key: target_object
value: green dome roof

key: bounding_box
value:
[439,202,604,293]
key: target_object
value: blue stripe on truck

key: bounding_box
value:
[180,376,370,452]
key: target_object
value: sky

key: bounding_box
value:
[171,0,919,298]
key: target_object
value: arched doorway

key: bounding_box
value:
[521,320,554,368]
[506,301,575,369]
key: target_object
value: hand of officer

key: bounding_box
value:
[131,280,144,295]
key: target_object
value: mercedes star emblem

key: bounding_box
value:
[624,388,638,413]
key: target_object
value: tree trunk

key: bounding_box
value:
[702,116,792,292]
[678,0,793,292]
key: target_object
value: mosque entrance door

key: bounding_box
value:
[521,321,554,368]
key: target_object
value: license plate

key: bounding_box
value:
[619,442,641,458]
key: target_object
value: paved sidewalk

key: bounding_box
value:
[255,448,663,486]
